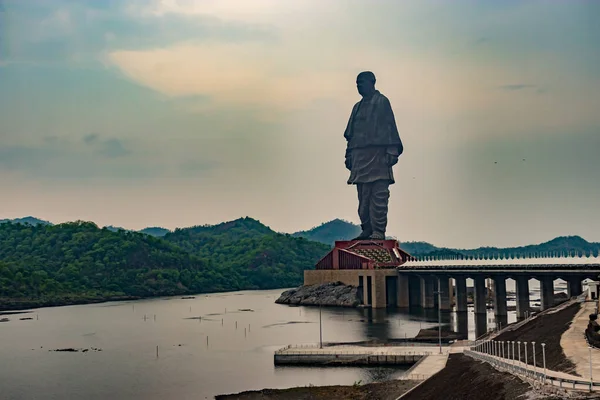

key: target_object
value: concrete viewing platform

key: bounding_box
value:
[274,343,447,367]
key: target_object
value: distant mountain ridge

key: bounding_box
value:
[1,217,170,237]
[291,219,361,245]
[291,220,600,257]
[139,227,170,237]
[2,216,598,257]
[0,216,52,226]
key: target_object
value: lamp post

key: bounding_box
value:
[541,343,547,384]
[532,341,537,379]
[589,345,594,392]
[524,342,529,376]
[495,340,498,359]
[434,290,442,354]
[512,341,516,371]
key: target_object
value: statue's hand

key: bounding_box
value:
[345,156,352,170]
[386,153,399,167]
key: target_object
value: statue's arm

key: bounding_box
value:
[381,97,403,161]
[344,104,357,170]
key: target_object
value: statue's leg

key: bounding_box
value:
[354,183,372,240]
[368,180,390,239]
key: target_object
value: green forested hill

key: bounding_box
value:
[0,221,241,308]
[0,218,330,309]
[164,217,331,289]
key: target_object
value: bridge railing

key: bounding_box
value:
[465,349,600,392]
[278,342,442,351]
[275,350,435,356]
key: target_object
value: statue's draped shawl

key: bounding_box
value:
[343,90,403,154]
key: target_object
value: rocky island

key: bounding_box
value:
[275,282,362,308]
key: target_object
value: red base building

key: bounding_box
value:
[304,240,412,308]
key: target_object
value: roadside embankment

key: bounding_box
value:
[400,354,531,400]
[215,380,418,400]
[493,301,581,374]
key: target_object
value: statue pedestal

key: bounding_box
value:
[332,239,408,269]
[304,239,411,309]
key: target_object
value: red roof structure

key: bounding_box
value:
[315,239,411,270]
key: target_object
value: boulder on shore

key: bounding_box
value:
[275,282,362,307]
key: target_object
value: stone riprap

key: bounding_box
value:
[275,282,362,307]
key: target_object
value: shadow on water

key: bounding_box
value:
[324,305,512,342]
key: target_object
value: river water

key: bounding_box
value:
[0,284,553,399]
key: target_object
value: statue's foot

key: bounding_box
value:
[369,232,385,240]
[352,231,372,240]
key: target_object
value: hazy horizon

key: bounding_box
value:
[2,0,599,248]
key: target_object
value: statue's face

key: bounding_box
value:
[356,76,374,97]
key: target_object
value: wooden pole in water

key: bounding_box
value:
[156,345,159,358]
[235,321,237,329]
[319,302,323,349]
[206,336,208,347]
[221,318,223,326]
[245,328,247,338]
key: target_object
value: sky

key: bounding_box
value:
[1,0,599,249]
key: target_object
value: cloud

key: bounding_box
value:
[0,135,146,180]
[83,133,99,144]
[81,134,131,158]
[499,84,538,91]
[98,138,131,158]
[179,160,218,177]
[2,0,277,65]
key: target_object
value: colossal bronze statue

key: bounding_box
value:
[344,71,403,240]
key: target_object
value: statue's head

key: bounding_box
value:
[356,71,376,97]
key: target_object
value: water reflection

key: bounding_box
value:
[452,311,469,339]
[338,305,507,342]
[474,313,488,338]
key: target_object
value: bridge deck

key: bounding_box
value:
[400,255,600,270]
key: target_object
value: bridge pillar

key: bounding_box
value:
[397,275,410,308]
[540,276,554,311]
[515,276,529,320]
[455,276,467,312]
[420,276,435,309]
[438,275,451,310]
[408,275,422,307]
[567,277,583,298]
[474,276,487,315]
[493,276,507,317]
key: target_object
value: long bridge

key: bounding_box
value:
[305,239,600,322]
